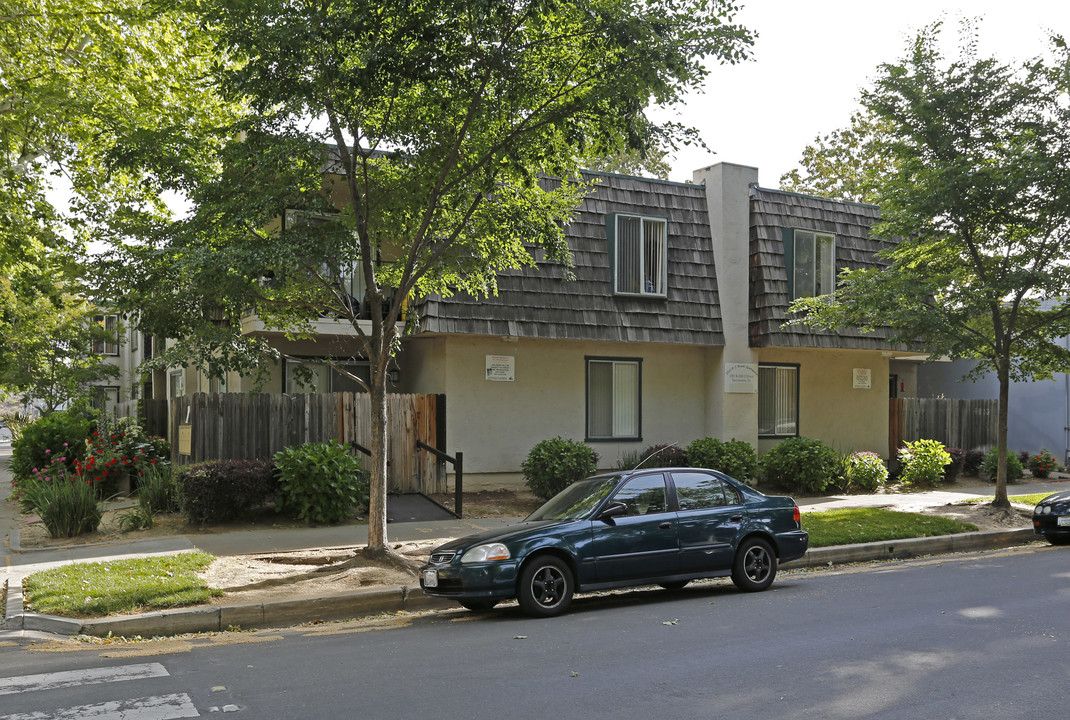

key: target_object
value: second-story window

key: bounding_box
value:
[785,228,835,299]
[92,314,119,356]
[614,215,667,297]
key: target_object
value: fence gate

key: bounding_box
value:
[170,392,446,494]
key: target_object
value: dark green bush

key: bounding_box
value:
[175,460,277,525]
[944,447,965,484]
[522,437,599,500]
[962,450,985,477]
[686,437,759,482]
[274,441,369,524]
[760,437,837,494]
[9,409,94,483]
[633,443,688,469]
[981,447,1024,483]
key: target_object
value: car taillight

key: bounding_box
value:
[793,504,801,525]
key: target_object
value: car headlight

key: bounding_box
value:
[460,543,511,563]
[1043,506,1052,515]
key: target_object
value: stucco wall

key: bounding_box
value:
[756,347,891,458]
[401,335,712,488]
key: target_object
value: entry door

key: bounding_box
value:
[590,474,679,583]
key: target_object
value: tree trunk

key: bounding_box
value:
[992,364,1011,510]
[366,364,390,551]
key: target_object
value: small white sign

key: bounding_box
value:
[486,355,515,382]
[725,363,759,394]
[853,368,872,389]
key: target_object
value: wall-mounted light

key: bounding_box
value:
[388,368,400,383]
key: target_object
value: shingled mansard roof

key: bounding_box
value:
[749,185,913,351]
[416,172,724,346]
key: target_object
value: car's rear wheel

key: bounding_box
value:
[517,556,573,617]
[731,537,777,592]
[458,599,499,612]
[658,581,689,590]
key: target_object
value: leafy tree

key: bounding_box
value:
[0,267,120,414]
[104,0,755,558]
[779,110,895,204]
[791,23,1070,509]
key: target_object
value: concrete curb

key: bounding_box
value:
[2,528,1044,638]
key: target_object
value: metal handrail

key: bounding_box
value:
[416,440,463,518]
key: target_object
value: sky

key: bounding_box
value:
[656,1,1070,186]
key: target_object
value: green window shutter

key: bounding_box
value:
[781,228,795,299]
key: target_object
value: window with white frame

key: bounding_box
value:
[92,314,119,355]
[586,357,641,440]
[614,215,667,296]
[758,364,799,438]
[285,208,366,312]
[284,358,370,394]
[786,229,835,299]
[168,370,185,399]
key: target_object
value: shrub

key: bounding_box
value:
[828,449,854,493]
[522,437,599,500]
[138,464,179,515]
[83,414,168,497]
[9,408,94,487]
[898,439,951,487]
[175,460,277,525]
[962,449,985,477]
[845,451,888,491]
[760,437,837,494]
[274,441,370,525]
[22,459,102,538]
[981,447,1024,483]
[1027,449,1058,479]
[642,443,689,468]
[943,447,965,484]
[686,437,759,482]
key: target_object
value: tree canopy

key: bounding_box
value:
[791,22,1070,508]
[104,0,755,553]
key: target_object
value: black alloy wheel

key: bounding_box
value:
[731,537,777,592]
[517,556,574,617]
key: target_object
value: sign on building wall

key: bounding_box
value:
[725,363,759,393]
[485,355,515,382]
[853,368,872,389]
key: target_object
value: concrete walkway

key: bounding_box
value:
[1,444,1063,639]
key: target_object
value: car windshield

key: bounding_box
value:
[526,475,623,522]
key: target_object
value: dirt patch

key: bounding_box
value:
[918,501,1034,531]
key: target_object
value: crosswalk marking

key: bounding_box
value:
[0,662,170,696]
[0,693,200,720]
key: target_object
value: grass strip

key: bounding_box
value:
[964,493,1053,506]
[22,552,220,618]
[803,508,978,548]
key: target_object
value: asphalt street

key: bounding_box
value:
[2,543,1067,720]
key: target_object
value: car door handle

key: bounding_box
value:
[730,515,744,522]
[659,521,673,530]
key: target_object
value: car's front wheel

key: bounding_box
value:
[731,537,777,592]
[517,556,574,617]
[458,599,499,612]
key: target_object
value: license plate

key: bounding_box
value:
[1058,516,1070,527]
[423,569,438,588]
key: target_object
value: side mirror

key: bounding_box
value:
[597,502,627,524]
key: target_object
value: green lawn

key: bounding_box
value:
[965,493,1052,506]
[22,552,221,618]
[803,508,978,548]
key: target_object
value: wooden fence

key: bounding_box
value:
[112,398,169,438]
[890,397,998,456]
[170,392,446,494]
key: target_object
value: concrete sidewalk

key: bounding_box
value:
[1,445,1062,639]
